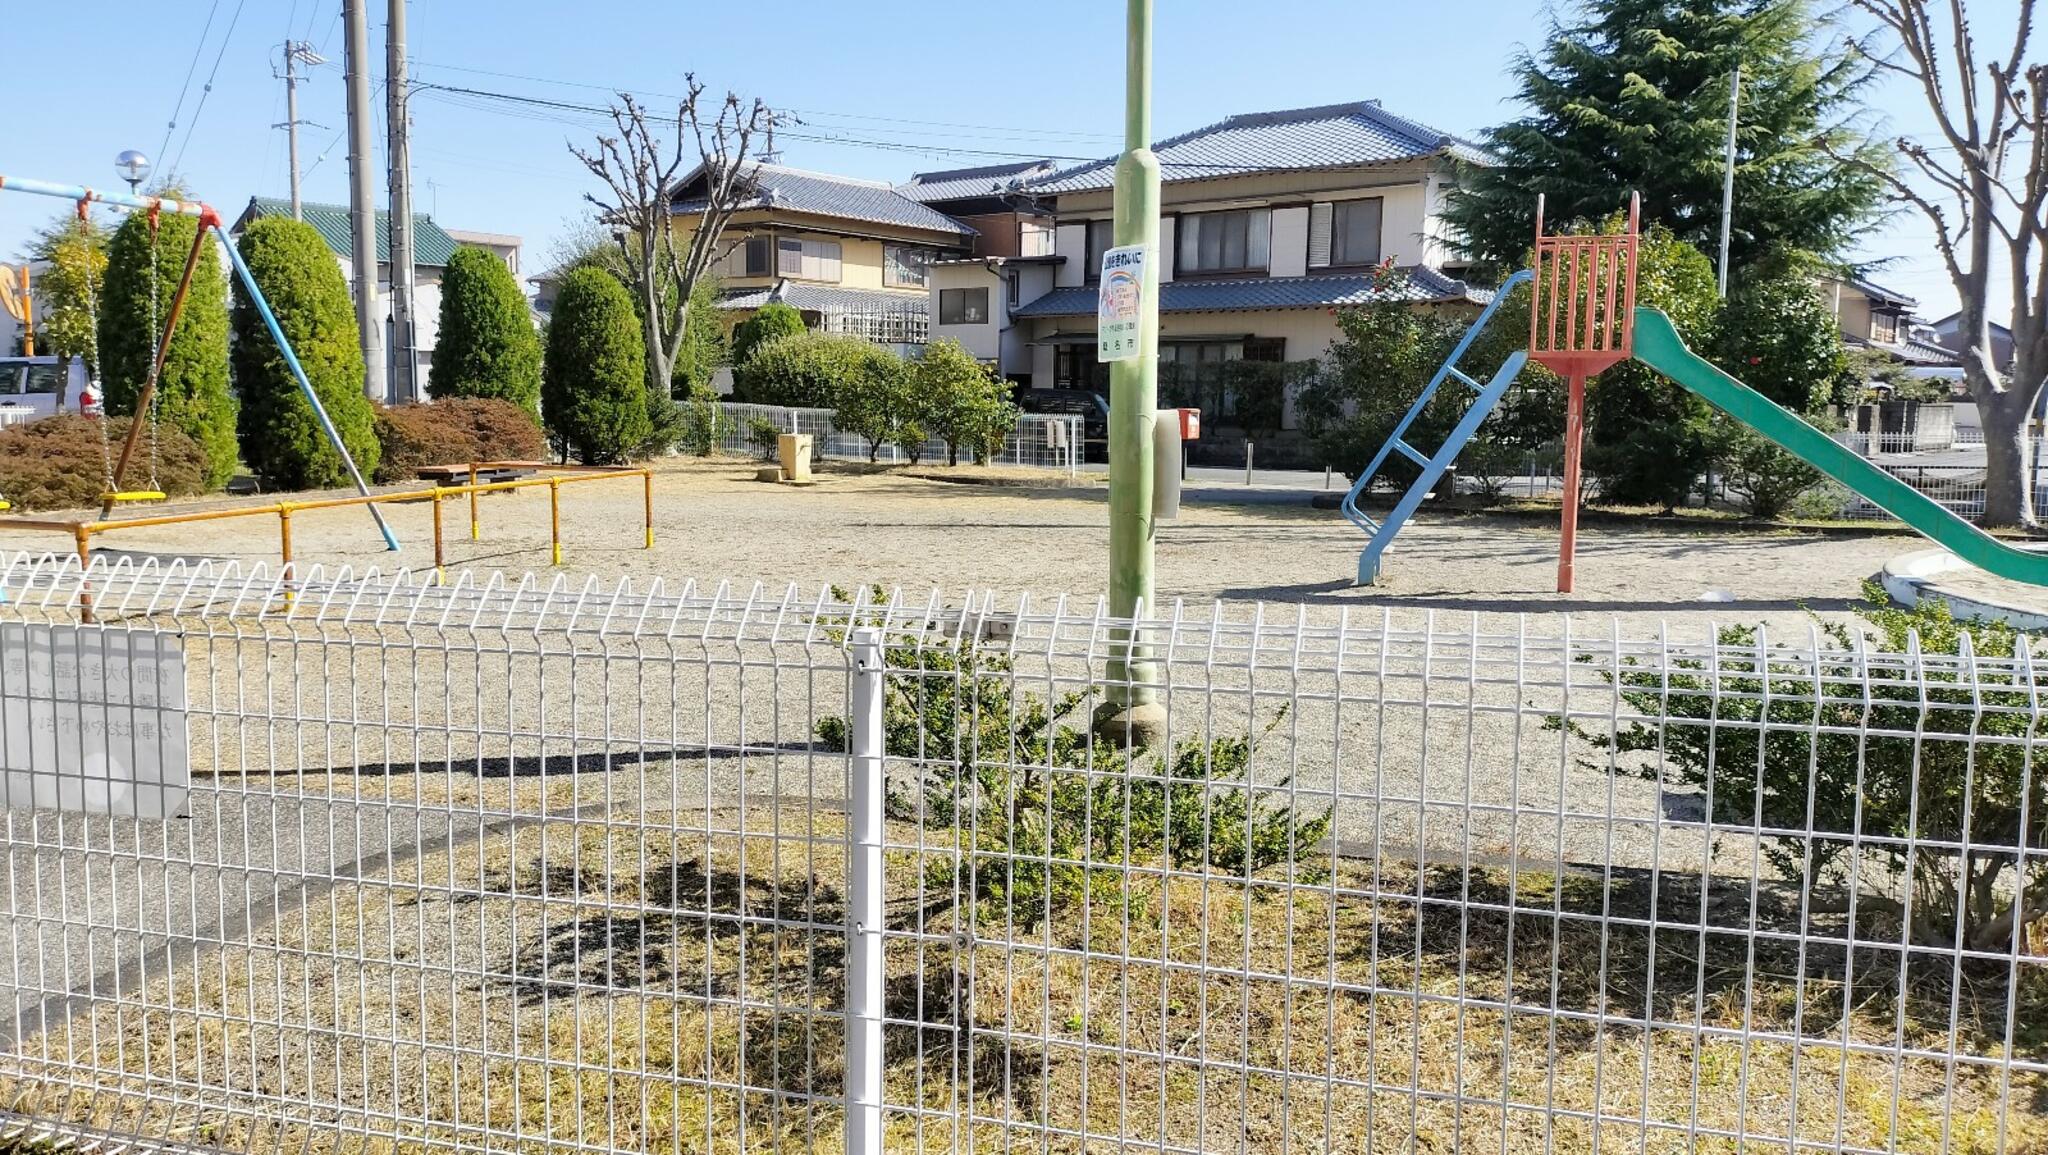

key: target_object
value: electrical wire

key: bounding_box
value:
[167,0,251,178]
[154,0,226,165]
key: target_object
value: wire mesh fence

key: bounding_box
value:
[717,403,1082,473]
[0,552,2042,1153]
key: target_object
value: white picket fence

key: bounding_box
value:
[715,402,1082,474]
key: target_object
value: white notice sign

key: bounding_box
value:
[1097,244,1148,362]
[0,623,190,818]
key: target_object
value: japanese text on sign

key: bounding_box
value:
[1097,244,1148,362]
[0,623,190,818]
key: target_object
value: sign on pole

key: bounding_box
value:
[0,624,190,818]
[1097,244,1148,362]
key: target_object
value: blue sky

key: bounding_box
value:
[2,0,1968,317]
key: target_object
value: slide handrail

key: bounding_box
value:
[1631,307,2048,587]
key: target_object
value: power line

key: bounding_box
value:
[155,0,226,164]
[167,0,252,178]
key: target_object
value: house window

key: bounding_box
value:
[1331,199,1382,266]
[1176,209,1271,275]
[1871,310,1899,344]
[1007,269,1020,307]
[1084,219,1115,281]
[939,287,989,324]
[742,236,772,276]
[777,237,842,282]
[885,245,933,288]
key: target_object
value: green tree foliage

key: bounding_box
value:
[429,246,543,418]
[229,217,381,490]
[540,267,650,464]
[729,302,806,370]
[912,339,1020,465]
[1298,273,1559,494]
[29,214,108,382]
[1711,265,1846,412]
[732,331,903,411]
[99,206,238,488]
[1582,226,1721,508]
[670,275,728,395]
[1442,0,1886,276]
[832,346,912,462]
[1564,585,2048,951]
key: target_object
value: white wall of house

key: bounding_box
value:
[1054,223,1088,287]
[930,263,1003,362]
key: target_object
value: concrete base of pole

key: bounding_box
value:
[1091,699,1169,749]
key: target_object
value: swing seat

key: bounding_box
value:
[102,490,167,503]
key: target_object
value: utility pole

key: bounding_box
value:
[386,0,418,402]
[1717,63,1741,297]
[1093,0,1165,745]
[342,0,386,402]
[277,41,325,220]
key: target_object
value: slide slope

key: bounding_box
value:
[1631,306,2048,587]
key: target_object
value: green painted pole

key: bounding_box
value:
[1095,0,1166,745]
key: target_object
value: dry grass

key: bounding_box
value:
[0,800,2040,1155]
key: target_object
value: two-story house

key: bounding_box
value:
[1821,275,1957,368]
[667,163,978,359]
[963,101,1493,463]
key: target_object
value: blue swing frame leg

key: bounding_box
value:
[216,225,400,552]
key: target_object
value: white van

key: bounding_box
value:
[0,357,87,423]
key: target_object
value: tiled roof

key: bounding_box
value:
[1846,275,1917,309]
[1010,267,1487,319]
[673,164,975,238]
[1032,102,1487,194]
[239,197,461,267]
[718,280,929,316]
[1848,334,1959,367]
[897,160,1059,204]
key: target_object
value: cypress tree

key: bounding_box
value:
[230,217,381,490]
[541,267,650,465]
[100,208,238,488]
[1442,0,1884,275]
[428,245,543,418]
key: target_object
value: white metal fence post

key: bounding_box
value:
[845,626,886,1155]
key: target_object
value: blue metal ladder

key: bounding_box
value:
[1342,269,1533,585]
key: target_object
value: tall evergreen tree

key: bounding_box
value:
[230,217,381,490]
[541,267,650,465]
[429,246,543,418]
[101,207,239,488]
[1443,0,1885,277]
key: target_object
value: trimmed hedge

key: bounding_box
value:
[541,267,649,464]
[428,246,543,416]
[733,331,897,409]
[0,415,206,511]
[231,217,381,490]
[372,398,548,484]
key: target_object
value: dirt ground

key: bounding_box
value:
[5,457,1920,641]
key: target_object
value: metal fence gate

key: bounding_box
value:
[0,553,2042,1153]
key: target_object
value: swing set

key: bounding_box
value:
[0,175,398,548]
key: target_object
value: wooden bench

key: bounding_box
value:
[416,464,534,487]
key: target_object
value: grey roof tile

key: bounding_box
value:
[241,197,463,267]
[898,160,1059,204]
[673,164,975,237]
[1032,101,1486,194]
[1010,267,1487,319]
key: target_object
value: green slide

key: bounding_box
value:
[1631,307,2048,587]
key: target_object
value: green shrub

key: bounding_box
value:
[832,346,911,462]
[729,302,806,370]
[1715,420,1831,519]
[371,398,548,484]
[99,206,237,489]
[674,383,733,457]
[814,595,1330,931]
[1559,585,2048,952]
[230,217,380,491]
[733,331,893,409]
[747,416,783,461]
[540,267,649,465]
[428,246,543,417]
[0,415,207,511]
[914,339,1018,465]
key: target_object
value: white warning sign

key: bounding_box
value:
[0,623,190,818]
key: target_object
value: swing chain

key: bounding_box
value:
[145,204,161,493]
